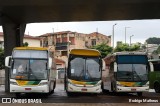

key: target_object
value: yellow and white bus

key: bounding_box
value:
[5,47,56,97]
[64,49,104,96]
[103,52,150,96]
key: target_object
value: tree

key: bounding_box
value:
[153,46,160,54]
[91,43,113,58]
[146,37,160,44]
[23,42,29,47]
[114,43,140,52]
[0,48,5,69]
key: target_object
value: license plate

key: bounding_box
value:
[131,88,136,91]
[81,88,87,91]
[25,88,31,90]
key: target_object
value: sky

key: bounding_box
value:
[1,19,160,46]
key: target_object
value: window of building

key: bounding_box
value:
[61,51,67,56]
[91,39,96,46]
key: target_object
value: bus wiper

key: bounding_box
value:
[133,70,142,82]
[86,65,92,80]
[29,68,38,80]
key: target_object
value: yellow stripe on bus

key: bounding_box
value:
[14,47,48,51]
[70,79,86,85]
[70,49,101,56]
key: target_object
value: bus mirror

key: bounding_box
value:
[48,58,52,68]
[114,62,117,72]
[5,56,12,68]
[102,59,106,71]
[149,62,154,72]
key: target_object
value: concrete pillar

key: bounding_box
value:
[1,16,26,92]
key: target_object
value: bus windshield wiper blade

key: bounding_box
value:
[133,70,142,81]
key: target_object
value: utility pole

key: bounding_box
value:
[130,35,134,46]
[112,23,117,48]
[125,27,130,44]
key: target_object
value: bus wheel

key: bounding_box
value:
[67,92,73,97]
[137,92,142,96]
[101,83,105,93]
[111,82,115,92]
[51,81,56,94]
[154,83,160,93]
[53,81,56,89]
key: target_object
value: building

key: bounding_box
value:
[39,31,111,64]
[85,32,111,48]
[0,32,40,48]
[39,31,87,63]
[23,35,40,47]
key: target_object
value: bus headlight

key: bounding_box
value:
[39,82,48,86]
[117,82,124,87]
[142,82,149,87]
[95,81,102,87]
[10,81,18,85]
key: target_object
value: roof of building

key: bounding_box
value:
[88,32,109,38]
[0,32,40,40]
[39,31,78,37]
[39,31,111,38]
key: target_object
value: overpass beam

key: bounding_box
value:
[1,16,26,92]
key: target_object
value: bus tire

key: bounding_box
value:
[111,82,115,92]
[53,80,56,90]
[154,82,160,93]
[137,92,142,96]
[101,82,105,93]
[67,91,73,97]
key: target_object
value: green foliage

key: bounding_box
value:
[0,48,5,69]
[153,46,160,54]
[91,43,113,58]
[114,43,140,52]
[146,37,160,44]
[23,42,29,47]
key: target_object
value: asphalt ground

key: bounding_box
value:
[0,84,160,105]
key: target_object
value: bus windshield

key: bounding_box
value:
[116,55,148,82]
[69,56,101,81]
[117,64,148,81]
[11,59,48,80]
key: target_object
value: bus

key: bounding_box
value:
[5,47,56,97]
[149,59,160,93]
[64,49,104,96]
[103,52,150,96]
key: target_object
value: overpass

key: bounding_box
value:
[1,0,160,92]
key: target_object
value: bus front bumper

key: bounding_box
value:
[10,84,49,93]
[67,83,102,93]
[116,86,149,92]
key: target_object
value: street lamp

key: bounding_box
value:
[112,23,117,48]
[125,27,130,44]
[130,35,134,46]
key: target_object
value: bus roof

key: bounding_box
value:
[70,49,101,56]
[113,52,147,55]
[14,47,48,51]
[148,59,160,62]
